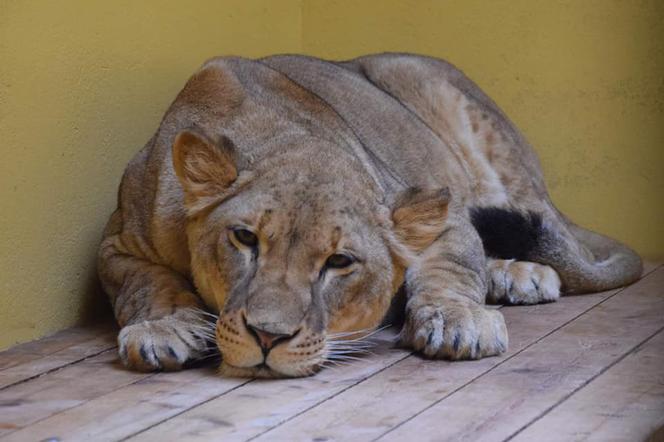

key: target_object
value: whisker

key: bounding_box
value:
[327,337,378,345]
[325,354,368,362]
[196,353,221,362]
[189,307,220,320]
[189,323,217,331]
[325,348,375,356]
[191,328,216,334]
[322,358,353,367]
[190,323,216,331]
[325,342,374,349]
[190,331,216,339]
[190,325,215,332]
[320,361,351,370]
[328,324,393,343]
[321,325,396,369]
[324,346,374,354]
[327,328,375,338]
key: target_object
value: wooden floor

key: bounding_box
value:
[1,264,663,442]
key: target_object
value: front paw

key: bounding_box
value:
[401,295,508,360]
[118,314,212,371]
[487,259,561,305]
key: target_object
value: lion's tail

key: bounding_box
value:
[472,206,643,294]
[534,218,643,294]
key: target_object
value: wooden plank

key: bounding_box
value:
[0,351,149,436]
[0,328,89,371]
[1,364,247,442]
[249,286,625,441]
[0,322,116,373]
[128,265,659,442]
[126,334,409,442]
[1,263,657,440]
[512,329,664,442]
[0,329,117,390]
[378,266,664,442]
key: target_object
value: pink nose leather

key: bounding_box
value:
[246,325,291,352]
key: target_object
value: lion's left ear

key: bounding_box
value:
[172,128,238,209]
[391,187,451,253]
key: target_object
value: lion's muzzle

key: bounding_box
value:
[216,310,326,378]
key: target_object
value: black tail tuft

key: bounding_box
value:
[470,207,544,261]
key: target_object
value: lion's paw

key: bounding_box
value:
[401,297,508,360]
[118,316,211,371]
[487,259,561,305]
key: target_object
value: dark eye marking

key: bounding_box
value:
[231,228,258,248]
[324,253,356,269]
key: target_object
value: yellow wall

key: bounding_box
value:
[1,0,662,349]
[0,0,302,350]
[302,0,664,260]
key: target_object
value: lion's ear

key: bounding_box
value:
[172,128,238,202]
[391,187,450,253]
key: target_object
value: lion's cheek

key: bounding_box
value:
[190,256,228,312]
[327,293,392,334]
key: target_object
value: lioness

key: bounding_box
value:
[98,53,642,378]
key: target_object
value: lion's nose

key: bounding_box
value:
[245,323,294,355]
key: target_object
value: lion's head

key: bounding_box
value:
[172,128,449,377]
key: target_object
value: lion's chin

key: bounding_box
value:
[218,361,320,379]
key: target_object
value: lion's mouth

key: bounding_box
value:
[218,360,315,379]
[214,312,386,379]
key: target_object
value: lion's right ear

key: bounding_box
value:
[391,187,451,253]
[172,128,238,203]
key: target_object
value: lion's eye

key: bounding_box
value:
[232,228,258,248]
[325,253,355,269]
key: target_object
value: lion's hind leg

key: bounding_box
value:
[486,259,561,305]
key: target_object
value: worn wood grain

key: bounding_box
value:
[127,334,409,442]
[512,329,664,442]
[128,264,660,442]
[0,351,148,437]
[0,264,659,441]
[379,266,664,442]
[251,286,626,441]
[1,363,247,442]
[0,328,117,390]
[0,322,116,373]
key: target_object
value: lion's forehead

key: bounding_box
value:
[230,179,373,235]
[266,204,370,250]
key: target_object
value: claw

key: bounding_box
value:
[139,345,150,363]
[167,345,178,359]
[117,317,210,372]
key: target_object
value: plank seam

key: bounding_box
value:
[6,265,658,439]
[0,367,157,439]
[120,378,255,441]
[244,350,414,442]
[250,265,661,441]
[0,329,113,373]
[244,298,518,439]
[0,346,117,392]
[251,264,662,442]
[0,359,228,439]
[503,324,664,442]
[370,267,661,441]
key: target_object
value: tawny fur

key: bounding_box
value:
[98,53,642,377]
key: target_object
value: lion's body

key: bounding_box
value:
[99,53,642,376]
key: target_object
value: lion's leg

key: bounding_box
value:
[400,215,508,360]
[486,259,561,305]
[98,222,211,371]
